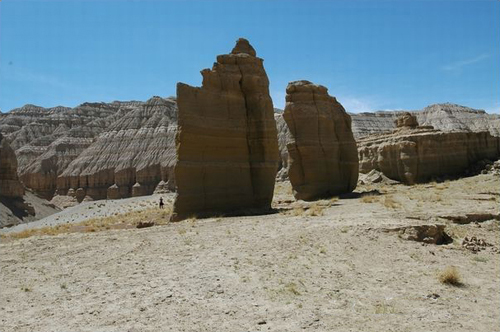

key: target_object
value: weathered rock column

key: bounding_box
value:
[172,38,280,221]
[283,81,358,200]
[0,133,25,198]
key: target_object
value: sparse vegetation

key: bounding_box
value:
[306,203,325,216]
[438,266,462,286]
[472,256,489,263]
[374,302,398,314]
[2,206,172,241]
[383,195,400,209]
[283,282,301,295]
[361,194,379,203]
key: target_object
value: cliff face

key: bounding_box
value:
[358,126,500,184]
[58,97,177,201]
[350,103,500,139]
[0,102,138,198]
[172,38,280,221]
[283,81,358,200]
[0,133,44,228]
[0,98,177,201]
[0,133,25,198]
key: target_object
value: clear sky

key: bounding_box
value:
[0,0,499,113]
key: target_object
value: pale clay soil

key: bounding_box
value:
[1,174,499,332]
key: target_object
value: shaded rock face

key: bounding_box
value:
[0,102,139,198]
[0,133,37,227]
[0,133,25,198]
[358,127,500,184]
[172,38,280,221]
[275,114,292,181]
[283,81,358,200]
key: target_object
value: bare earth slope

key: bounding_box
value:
[1,174,499,332]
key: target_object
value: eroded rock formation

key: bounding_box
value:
[0,133,25,198]
[0,102,137,198]
[358,115,500,184]
[0,133,40,227]
[172,38,280,221]
[350,103,500,139]
[395,112,418,129]
[283,81,358,200]
[57,97,177,201]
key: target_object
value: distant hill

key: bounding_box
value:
[349,103,500,138]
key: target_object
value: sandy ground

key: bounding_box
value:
[1,174,499,332]
[0,194,175,235]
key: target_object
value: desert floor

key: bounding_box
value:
[1,174,499,332]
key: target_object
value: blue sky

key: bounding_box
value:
[0,0,499,113]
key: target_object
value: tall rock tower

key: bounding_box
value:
[283,80,358,200]
[172,38,280,221]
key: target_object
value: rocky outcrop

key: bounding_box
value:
[0,133,44,228]
[172,38,280,221]
[275,114,291,180]
[57,97,177,201]
[395,112,418,129]
[0,97,177,201]
[0,133,25,198]
[358,116,500,184]
[2,88,498,200]
[350,103,500,139]
[381,224,453,245]
[283,81,358,200]
[416,103,500,136]
[0,102,138,198]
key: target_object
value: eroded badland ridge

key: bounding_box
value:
[0,38,499,332]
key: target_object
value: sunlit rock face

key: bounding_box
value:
[172,38,280,221]
[283,80,358,201]
[57,97,178,201]
[358,115,500,184]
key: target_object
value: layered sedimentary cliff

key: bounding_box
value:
[57,96,177,201]
[358,115,500,184]
[283,81,358,200]
[0,98,177,201]
[350,103,500,139]
[2,87,499,201]
[0,101,139,198]
[172,38,280,221]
